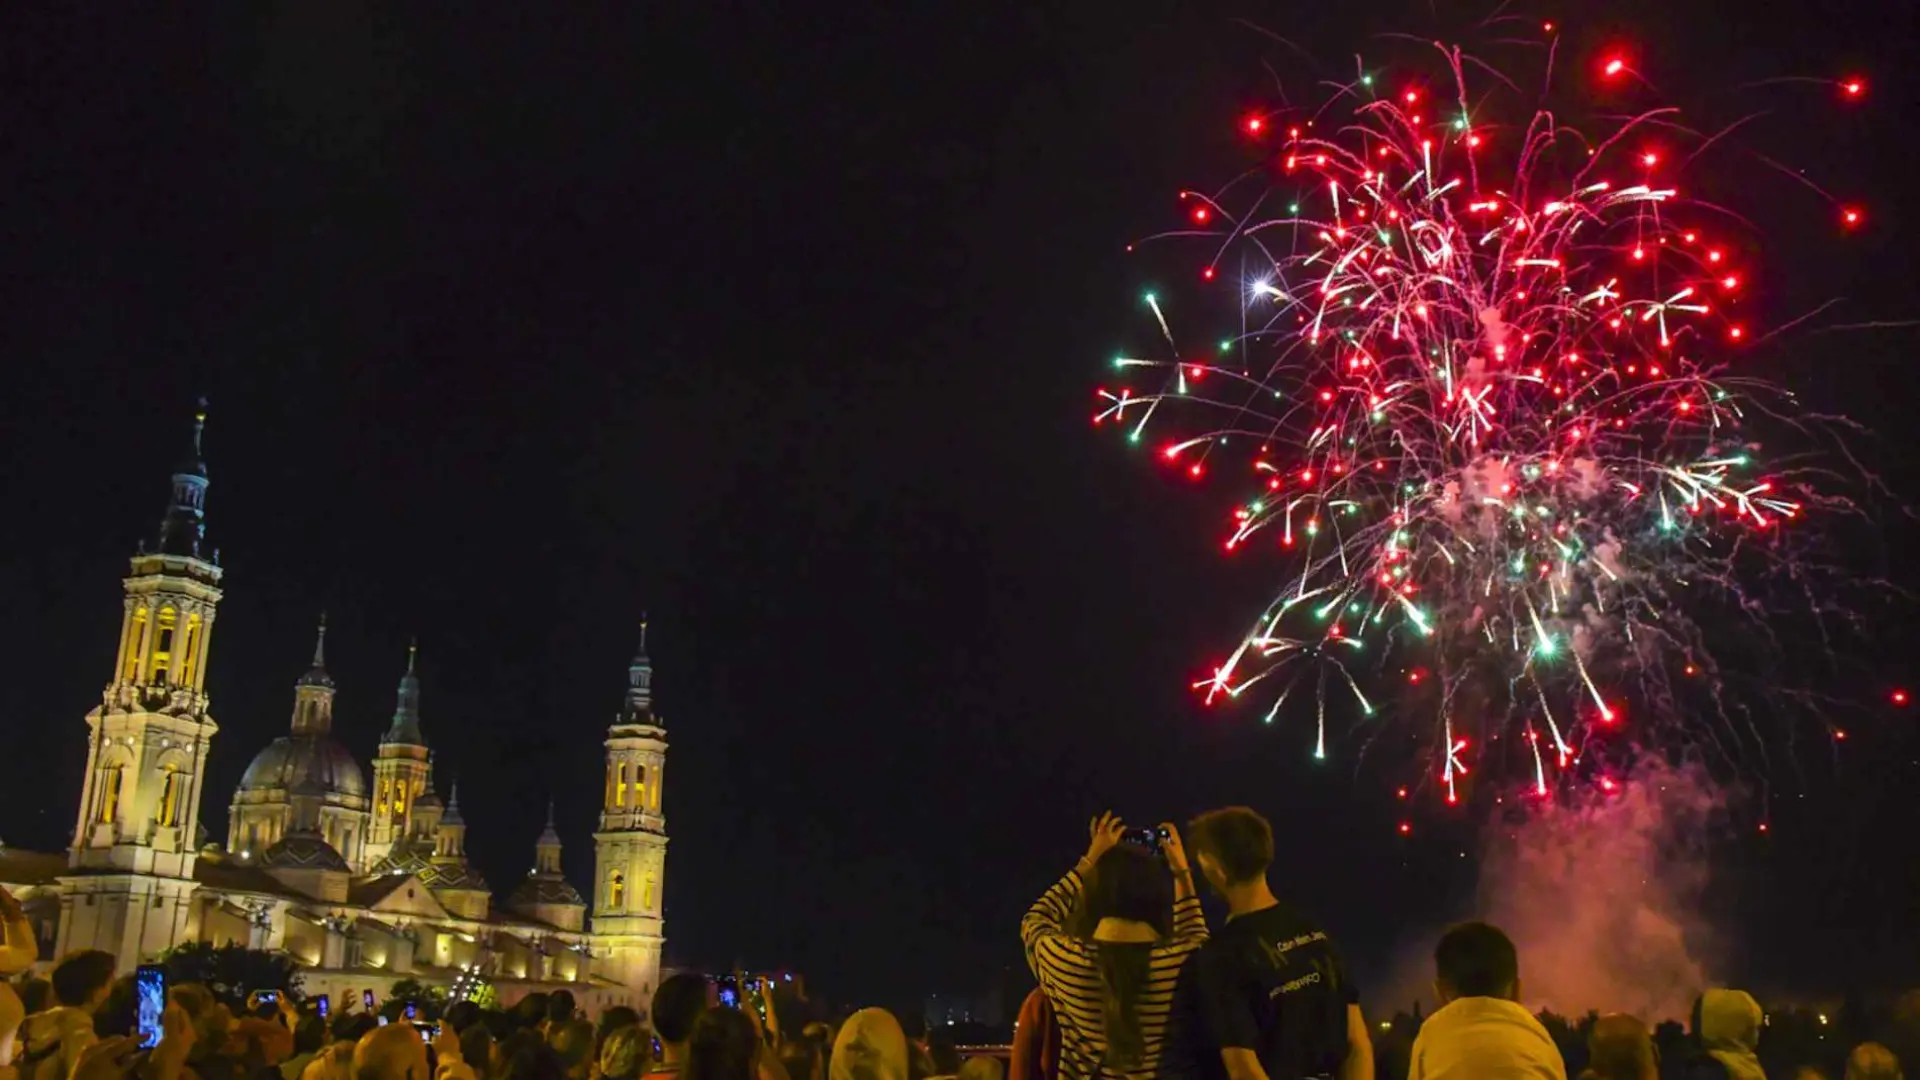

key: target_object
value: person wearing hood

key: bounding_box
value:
[18,949,116,1080]
[832,1010,908,1080]
[1680,991,1767,1080]
[1406,922,1567,1080]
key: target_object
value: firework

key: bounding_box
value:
[1096,30,1877,807]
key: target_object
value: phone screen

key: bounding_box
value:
[135,965,167,1049]
[258,990,279,1004]
[316,995,330,1019]
[363,990,376,1010]
[405,1004,417,1020]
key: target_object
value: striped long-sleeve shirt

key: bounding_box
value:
[1021,868,1208,1080]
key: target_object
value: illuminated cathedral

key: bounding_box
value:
[0,406,669,1010]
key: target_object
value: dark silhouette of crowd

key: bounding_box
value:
[5,821,1917,1080]
[1013,807,1915,1080]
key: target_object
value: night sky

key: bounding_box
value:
[2,0,1918,1013]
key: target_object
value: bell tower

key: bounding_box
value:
[365,641,432,866]
[591,620,668,1005]
[60,401,223,967]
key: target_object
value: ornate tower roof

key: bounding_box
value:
[510,800,585,915]
[537,800,562,851]
[440,781,465,828]
[619,619,657,727]
[289,614,337,737]
[382,640,426,746]
[297,613,334,689]
[155,398,213,560]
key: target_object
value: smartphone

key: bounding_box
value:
[405,1004,417,1020]
[414,1022,439,1040]
[1122,826,1169,849]
[363,990,376,1010]
[316,994,330,1020]
[714,975,739,1009]
[378,1017,390,1027]
[135,965,167,1049]
[743,978,769,1025]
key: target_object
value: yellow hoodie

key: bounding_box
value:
[1408,997,1568,1080]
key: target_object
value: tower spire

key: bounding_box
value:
[297,613,333,689]
[155,397,213,559]
[622,616,655,722]
[383,638,425,745]
[290,611,337,736]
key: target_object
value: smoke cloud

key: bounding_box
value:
[1479,760,1723,1021]
[1373,760,1725,1022]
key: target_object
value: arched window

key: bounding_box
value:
[608,871,625,909]
[178,613,202,686]
[615,763,628,807]
[157,764,184,827]
[641,872,656,912]
[124,608,149,681]
[99,766,125,824]
[151,608,178,682]
[634,765,648,809]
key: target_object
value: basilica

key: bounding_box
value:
[0,406,668,1011]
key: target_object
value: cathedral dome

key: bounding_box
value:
[259,829,350,872]
[508,874,586,910]
[238,735,368,800]
[367,839,434,878]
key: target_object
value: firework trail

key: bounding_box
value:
[1095,29,1886,812]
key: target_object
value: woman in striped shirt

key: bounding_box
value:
[1022,813,1209,1080]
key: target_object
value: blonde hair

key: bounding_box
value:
[1846,1042,1904,1080]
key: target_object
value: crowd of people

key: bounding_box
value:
[1018,806,1912,1080]
[0,883,1009,1080]
[0,808,1913,1080]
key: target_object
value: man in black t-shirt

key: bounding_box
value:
[1166,807,1372,1080]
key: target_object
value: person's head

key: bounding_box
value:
[48,950,117,1014]
[545,992,576,1028]
[17,977,50,1016]
[596,1006,641,1047]
[831,1009,908,1080]
[292,1014,327,1056]
[652,974,710,1048]
[514,993,551,1031]
[459,1022,495,1075]
[597,1026,650,1080]
[1084,846,1173,936]
[1432,922,1520,1004]
[305,1041,358,1080]
[332,1014,376,1045]
[779,1034,826,1080]
[92,975,139,1038]
[1584,1013,1657,1080]
[500,1030,566,1080]
[687,1008,759,1080]
[926,1028,960,1076]
[444,1001,481,1036]
[549,1019,595,1080]
[354,1021,430,1080]
[1693,990,1762,1055]
[1844,1041,1903,1080]
[1186,807,1275,894]
[957,1056,1003,1080]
